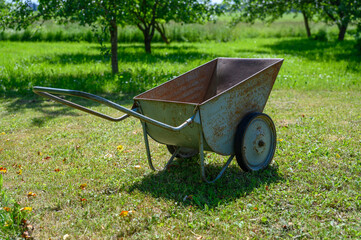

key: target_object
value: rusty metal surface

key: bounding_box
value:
[199,59,283,155]
[134,59,217,104]
[134,58,283,155]
[134,58,283,105]
[210,58,282,97]
[136,99,212,151]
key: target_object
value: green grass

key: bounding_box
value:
[0,174,32,239]
[0,14,343,43]
[0,89,360,238]
[0,37,360,95]
[0,32,361,238]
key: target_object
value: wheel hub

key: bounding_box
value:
[253,127,266,154]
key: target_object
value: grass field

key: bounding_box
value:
[1,19,361,239]
[0,13,342,43]
[1,38,360,95]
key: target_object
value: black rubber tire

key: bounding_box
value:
[234,112,277,172]
[166,145,198,159]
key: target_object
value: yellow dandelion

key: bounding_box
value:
[120,211,129,217]
[1,132,5,135]
[277,139,284,142]
[117,145,124,151]
[336,153,340,158]
[20,207,32,212]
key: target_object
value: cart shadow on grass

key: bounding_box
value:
[128,158,284,209]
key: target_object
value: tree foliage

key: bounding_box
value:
[2,0,126,74]
[229,0,317,37]
[229,0,361,41]
[39,0,127,74]
[0,0,9,30]
[318,0,361,40]
[1,0,36,30]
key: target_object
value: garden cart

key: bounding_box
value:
[33,57,284,183]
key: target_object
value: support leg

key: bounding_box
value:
[142,121,181,171]
[142,121,155,170]
[164,147,180,170]
[199,129,235,183]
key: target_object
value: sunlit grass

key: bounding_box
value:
[0,13,342,43]
[0,38,360,96]
[0,29,361,238]
[0,89,360,238]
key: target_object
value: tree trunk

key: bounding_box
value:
[155,23,170,44]
[302,10,311,38]
[110,20,119,74]
[143,26,155,54]
[337,23,348,41]
[144,36,152,53]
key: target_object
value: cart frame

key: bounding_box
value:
[33,86,232,183]
[33,57,283,183]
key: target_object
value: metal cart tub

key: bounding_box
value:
[33,57,284,183]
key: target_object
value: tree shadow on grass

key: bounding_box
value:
[29,102,81,127]
[24,42,210,66]
[90,43,199,51]
[2,91,134,127]
[0,97,80,127]
[128,158,284,209]
[262,38,361,67]
[32,49,212,66]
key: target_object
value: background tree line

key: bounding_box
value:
[230,0,361,42]
[1,0,360,74]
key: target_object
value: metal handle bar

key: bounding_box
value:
[33,86,194,132]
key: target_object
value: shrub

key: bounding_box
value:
[54,30,65,41]
[314,29,328,41]
[45,31,56,41]
[21,30,32,41]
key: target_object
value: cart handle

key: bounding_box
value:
[33,86,194,132]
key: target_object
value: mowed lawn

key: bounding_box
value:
[0,38,361,239]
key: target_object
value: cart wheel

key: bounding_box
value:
[234,112,276,172]
[166,145,198,159]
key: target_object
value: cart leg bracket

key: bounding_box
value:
[199,129,235,183]
[142,122,234,183]
[142,122,180,171]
